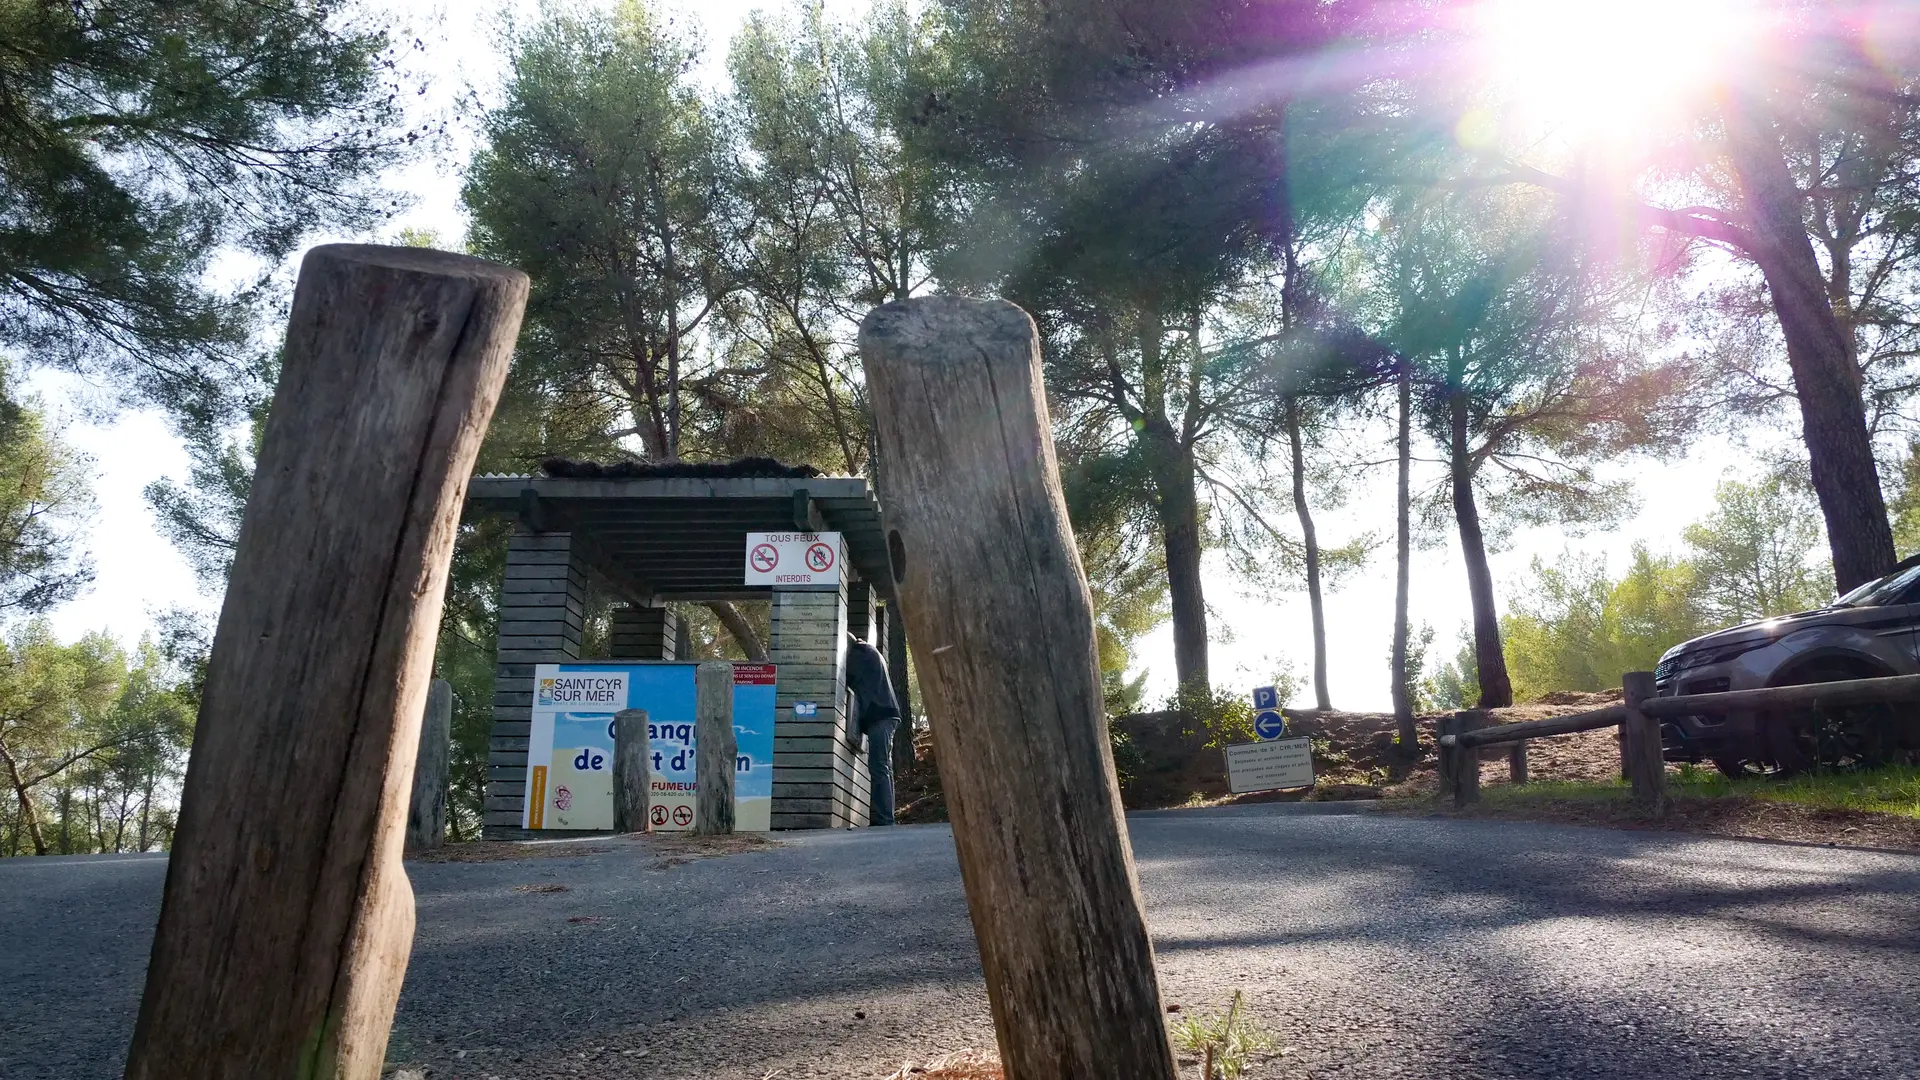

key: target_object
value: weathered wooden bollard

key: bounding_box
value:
[613,708,651,833]
[859,296,1178,1080]
[1438,709,1493,807]
[1621,671,1668,814]
[694,661,736,835]
[125,245,526,1080]
[406,679,453,851]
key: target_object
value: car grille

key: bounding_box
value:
[1680,676,1729,696]
[1654,655,1680,683]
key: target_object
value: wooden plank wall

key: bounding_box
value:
[484,528,587,839]
[610,605,676,660]
[847,578,872,642]
[769,581,871,829]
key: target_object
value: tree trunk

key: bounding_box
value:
[1285,398,1330,710]
[1141,420,1209,693]
[0,742,49,856]
[1725,92,1896,591]
[1450,387,1513,708]
[705,601,768,661]
[1391,363,1416,747]
[138,770,154,852]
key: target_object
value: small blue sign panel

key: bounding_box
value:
[1253,709,1287,740]
[1252,685,1279,711]
[793,700,819,717]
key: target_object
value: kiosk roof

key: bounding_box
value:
[466,474,891,602]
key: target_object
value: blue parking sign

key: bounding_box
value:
[1253,709,1286,740]
[1252,685,1279,710]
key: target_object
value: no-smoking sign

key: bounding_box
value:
[750,543,779,574]
[744,531,844,586]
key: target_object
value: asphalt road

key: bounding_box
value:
[4,805,1918,1079]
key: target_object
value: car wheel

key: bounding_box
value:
[1760,660,1908,774]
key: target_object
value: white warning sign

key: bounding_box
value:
[744,526,844,580]
[744,532,843,586]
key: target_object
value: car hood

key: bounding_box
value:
[1662,608,1837,659]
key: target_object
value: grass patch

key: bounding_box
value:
[1405,763,1920,851]
[1472,764,1920,819]
[1669,763,1920,818]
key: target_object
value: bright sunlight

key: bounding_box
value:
[1471,0,1757,145]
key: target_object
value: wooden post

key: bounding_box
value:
[1439,710,1491,807]
[406,679,453,851]
[613,708,651,834]
[1436,712,1461,801]
[859,296,1178,1080]
[1508,741,1528,785]
[1454,711,1483,807]
[694,661,736,835]
[124,245,525,1080]
[1621,671,1668,814]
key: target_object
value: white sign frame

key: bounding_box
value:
[1224,736,1315,794]
[744,531,844,586]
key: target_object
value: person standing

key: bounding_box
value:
[844,632,901,825]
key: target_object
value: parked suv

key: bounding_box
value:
[1655,554,1920,774]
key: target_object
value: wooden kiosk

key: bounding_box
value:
[465,465,901,838]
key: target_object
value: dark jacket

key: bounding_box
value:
[845,635,900,723]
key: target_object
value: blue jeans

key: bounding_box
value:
[863,712,900,826]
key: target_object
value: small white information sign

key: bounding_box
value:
[1224,736,1315,794]
[744,531,844,586]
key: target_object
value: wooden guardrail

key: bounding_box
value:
[1437,669,1920,814]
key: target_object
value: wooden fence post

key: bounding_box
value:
[613,708,651,834]
[1438,710,1492,807]
[1454,711,1484,807]
[1621,671,1668,814]
[124,245,526,1080]
[1509,742,1529,785]
[406,679,453,851]
[694,662,736,835]
[1437,713,1461,800]
[859,296,1178,1080]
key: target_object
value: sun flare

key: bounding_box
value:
[1471,0,1756,145]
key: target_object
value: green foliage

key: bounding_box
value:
[1062,445,1171,714]
[1163,680,1295,751]
[1502,546,1712,701]
[720,1,933,471]
[1423,630,1479,710]
[1168,990,1282,1080]
[0,0,412,428]
[1682,471,1834,622]
[1501,472,1833,701]
[0,365,93,615]
[142,353,275,590]
[1397,622,1443,714]
[1890,442,1920,556]
[0,623,196,856]
[464,0,733,462]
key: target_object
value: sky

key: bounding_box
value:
[38,0,1792,710]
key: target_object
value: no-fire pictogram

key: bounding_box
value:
[671,805,694,826]
[805,542,836,573]
[650,804,669,827]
